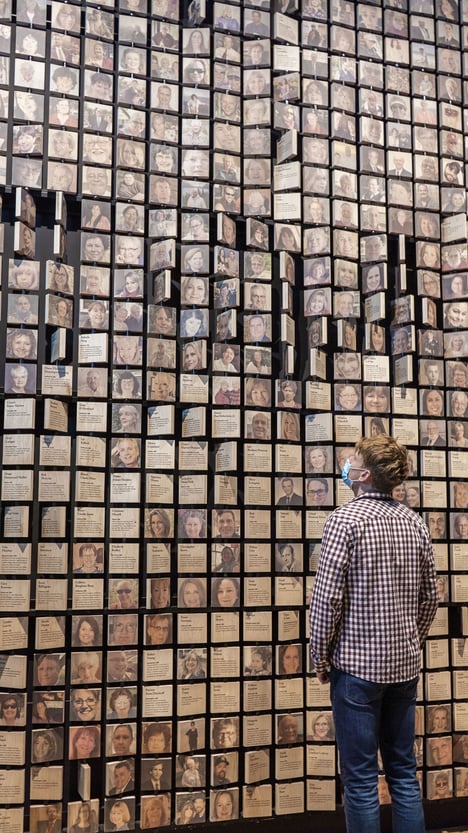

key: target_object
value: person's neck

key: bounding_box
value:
[352,480,375,496]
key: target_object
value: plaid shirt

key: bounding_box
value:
[309,492,438,683]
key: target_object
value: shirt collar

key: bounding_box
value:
[354,490,393,501]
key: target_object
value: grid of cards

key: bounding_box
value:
[1,0,468,830]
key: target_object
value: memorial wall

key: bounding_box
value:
[0,0,468,831]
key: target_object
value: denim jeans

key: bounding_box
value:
[330,667,426,833]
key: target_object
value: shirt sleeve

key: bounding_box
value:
[417,530,438,645]
[309,513,349,674]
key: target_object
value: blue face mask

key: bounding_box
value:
[342,459,369,489]
[341,459,353,488]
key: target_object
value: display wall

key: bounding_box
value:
[1,0,468,831]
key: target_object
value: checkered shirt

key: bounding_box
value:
[309,492,438,683]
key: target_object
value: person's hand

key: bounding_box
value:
[317,670,330,685]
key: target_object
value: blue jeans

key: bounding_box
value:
[330,667,426,833]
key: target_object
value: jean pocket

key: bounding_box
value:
[391,676,418,704]
[345,673,384,705]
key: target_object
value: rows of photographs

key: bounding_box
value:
[2,0,468,830]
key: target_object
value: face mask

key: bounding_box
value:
[341,459,353,488]
[342,460,369,490]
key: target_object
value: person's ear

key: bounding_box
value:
[359,468,372,483]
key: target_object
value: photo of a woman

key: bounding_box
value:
[113,370,141,399]
[279,411,301,441]
[178,509,207,539]
[9,260,40,290]
[180,308,209,338]
[305,288,331,317]
[80,300,108,330]
[145,613,172,645]
[305,446,332,474]
[211,577,240,608]
[183,246,208,274]
[0,694,25,726]
[363,386,390,414]
[47,262,73,294]
[107,689,136,720]
[278,645,302,676]
[146,508,172,539]
[178,650,206,680]
[149,306,176,336]
[307,712,335,742]
[181,275,209,306]
[178,578,207,609]
[421,388,445,418]
[69,802,99,833]
[70,690,101,723]
[107,800,132,831]
[177,798,196,825]
[417,241,440,270]
[150,577,170,609]
[450,421,468,447]
[6,328,37,360]
[143,722,172,755]
[211,789,237,822]
[367,323,385,354]
[245,348,270,374]
[116,270,144,298]
[32,695,62,725]
[72,616,102,648]
[70,726,101,760]
[112,404,141,434]
[71,653,102,685]
[113,335,143,365]
[48,297,73,328]
[141,795,170,830]
[32,728,63,763]
[182,341,204,371]
[82,201,111,230]
[335,383,361,412]
[4,363,36,394]
[185,24,209,52]
[245,377,271,407]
